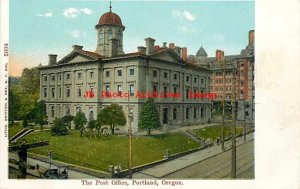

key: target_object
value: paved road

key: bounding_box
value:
[133,133,254,179]
[9,153,96,179]
[164,140,254,179]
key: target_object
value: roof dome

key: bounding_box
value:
[196,46,207,57]
[99,12,123,27]
[97,4,124,29]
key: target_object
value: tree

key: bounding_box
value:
[73,111,87,137]
[19,67,40,94]
[51,118,68,136]
[95,111,104,137]
[9,87,20,125]
[139,98,161,135]
[101,103,126,135]
[61,115,74,129]
[22,117,28,128]
[87,120,96,138]
[34,100,48,130]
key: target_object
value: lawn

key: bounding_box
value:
[192,125,244,141]
[20,130,199,172]
[8,122,25,138]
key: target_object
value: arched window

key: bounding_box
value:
[108,29,112,39]
[118,30,122,44]
[99,31,103,43]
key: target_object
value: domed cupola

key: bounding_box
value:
[95,2,125,56]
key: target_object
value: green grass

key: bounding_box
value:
[192,125,244,141]
[8,122,26,138]
[21,130,199,172]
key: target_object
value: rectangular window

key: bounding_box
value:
[164,72,168,79]
[173,108,177,120]
[129,84,134,96]
[66,73,70,80]
[44,88,47,98]
[186,76,190,82]
[117,85,122,96]
[59,74,62,81]
[153,85,157,93]
[194,108,197,118]
[51,106,55,117]
[194,77,197,83]
[59,87,61,98]
[78,88,82,97]
[78,72,82,79]
[163,86,167,97]
[153,70,157,77]
[67,88,70,97]
[117,70,122,76]
[44,76,48,81]
[174,74,177,80]
[51,88,55,98]
[186,88,189,99]
[186,108,189,119]
[201,107,204,118]
[174,87,177,93]
[106,71,110,77]
[90,72,94,78]
[129,69,134,76]
[51,75,55,81]
[105,85,110,92]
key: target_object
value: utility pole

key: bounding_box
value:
[221,60,226,151]
[127,91,132,179]
[243,100,247,142]
[231,64,237,178]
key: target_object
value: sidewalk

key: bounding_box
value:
[132,123,218,136]
[133,132,254,178]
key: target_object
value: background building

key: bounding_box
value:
[187,30,255,122]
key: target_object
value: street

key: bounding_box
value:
[133,133,254,179]
[164,140,254,179]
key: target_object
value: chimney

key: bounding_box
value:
[248,30,254,46]
[145,37,155,55]
[48,54,57,65]
[216,50,222,62]
[72,45,83,51]
[154,45,160,51]
[109,38,119,57]
[182,47,187,62]
[137,46,146,54]
[169,43,175,49]
[162,42,167,48]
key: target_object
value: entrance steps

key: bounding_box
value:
[9,129,34,143]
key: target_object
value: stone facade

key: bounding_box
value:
[39,8,212,132]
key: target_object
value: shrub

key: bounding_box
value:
[51,118,68,136]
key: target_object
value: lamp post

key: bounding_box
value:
[231,63,237,178]
[221,60,226,151]
[127,91,133,179]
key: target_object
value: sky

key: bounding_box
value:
[9,0,254,76]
